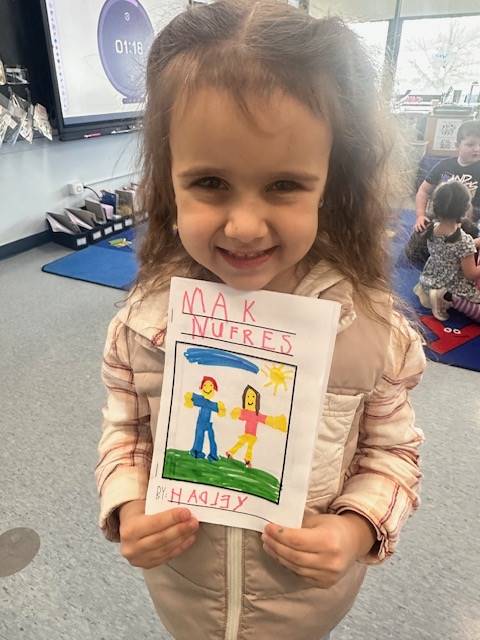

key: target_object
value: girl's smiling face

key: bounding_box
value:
[170,87,332,293]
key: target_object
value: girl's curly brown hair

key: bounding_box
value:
[136,0,398,299]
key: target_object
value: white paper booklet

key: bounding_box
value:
[146,277,340,532]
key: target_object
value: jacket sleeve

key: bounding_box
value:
[329,313,426,563]
[95,316,153,542]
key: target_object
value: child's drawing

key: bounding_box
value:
[226,385,287,467]
[162,344,295,503]
[146,277,341,532]
[184,376,226,461]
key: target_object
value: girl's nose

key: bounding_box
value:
[224,205,269,243]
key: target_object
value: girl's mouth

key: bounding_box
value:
[217,247,276,269]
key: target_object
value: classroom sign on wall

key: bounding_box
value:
[145,277,340,531]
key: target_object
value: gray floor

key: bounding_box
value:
[0,243,479,640]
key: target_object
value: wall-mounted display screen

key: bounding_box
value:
[41,0,186,139]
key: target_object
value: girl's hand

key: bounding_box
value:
[414,216,428,232]
[262,512,376,588]
[119,500,199,569]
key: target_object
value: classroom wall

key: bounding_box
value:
[0,133,139,247]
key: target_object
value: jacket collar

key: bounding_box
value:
[118,261,356,348]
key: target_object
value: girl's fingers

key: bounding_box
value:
[121,518,198,566]
[146,534,197,566]
[263,543,317,579]
[263,543,339,588]
[137,508,194,539]
[262,528,322,565]
[262,536,319,570]
[263,523,322,552]
[138,518,199,552]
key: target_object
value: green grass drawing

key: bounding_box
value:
[163,449,280,502]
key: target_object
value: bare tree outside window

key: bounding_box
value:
[396,16,480,96]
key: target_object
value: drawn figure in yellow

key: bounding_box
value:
[184,376,226,461]
[226,385,287,467]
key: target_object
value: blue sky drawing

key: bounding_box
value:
[183,347,259,373]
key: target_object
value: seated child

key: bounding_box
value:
[414,181,480,322]
[405,216,478,270]
[414,120,480,232]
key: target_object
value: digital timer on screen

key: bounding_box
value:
[114,41,145,55]
[97,0,154,102]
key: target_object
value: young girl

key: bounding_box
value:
[96,2,426,638]
[415,180,480,322]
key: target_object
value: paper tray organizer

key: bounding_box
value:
[47,216,134,250]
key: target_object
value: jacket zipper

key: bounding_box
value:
[225,526,243,640]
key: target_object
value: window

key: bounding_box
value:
[349,20,389,77]
[395,15,480,102]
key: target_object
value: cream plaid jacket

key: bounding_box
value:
[96,262,426,640]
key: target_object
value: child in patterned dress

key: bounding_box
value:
[415,181,480,322]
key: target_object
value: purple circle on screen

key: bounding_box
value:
[97,0,154,100]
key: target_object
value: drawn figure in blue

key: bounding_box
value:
[184,376,226,461]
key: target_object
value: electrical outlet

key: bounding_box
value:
[67,181,84,196]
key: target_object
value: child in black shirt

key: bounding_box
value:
[415,120,480,232]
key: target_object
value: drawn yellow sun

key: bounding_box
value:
[261,364,293,396]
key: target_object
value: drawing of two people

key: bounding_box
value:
[184,377,287,466]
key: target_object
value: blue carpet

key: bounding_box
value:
[42,228,138,290]
[393,210,480,372]
[42,215,479,371]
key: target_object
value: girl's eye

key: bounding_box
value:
[192,177,226,190]
[269,180,301,192]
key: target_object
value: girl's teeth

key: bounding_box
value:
[229,250,265,258]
